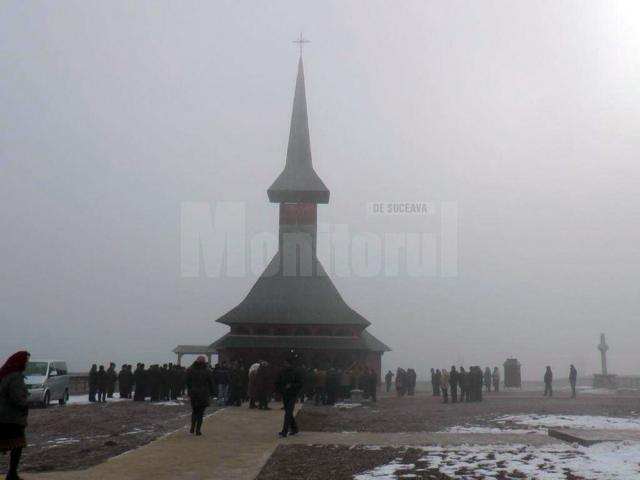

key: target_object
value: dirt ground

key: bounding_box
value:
[257,445,451,480]
[297,389,640,433]
[7,399,215,473]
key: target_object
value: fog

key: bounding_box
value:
[2,1,640,380]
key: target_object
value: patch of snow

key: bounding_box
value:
[354,443,640,479]
[495,414,640,430]
[354,461,415,480]
[335,402,362,409]
[66,394,130,405]
[154,400,185,406]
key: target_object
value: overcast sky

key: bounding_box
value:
[2,1,640,379]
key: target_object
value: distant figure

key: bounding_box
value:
[326,368,339,406]
[395,368,406,397]
[385,370,394,393]
[88,364,98,402]
[361,367,377,403]
[406,368,417,396]
[449,366,459,403]
[430,368,439,396]
[569,364,578,398]
[458,366,469,402]
[256,361,272,410]
[213,362,229,407]
[275,356,303,438]
[544,366,553,397]
[314,368,327,406]
[133,363,147,401]
[0,351,31,480]
[106,363,117,398]
[440,369,450,404]
[97,365,108,403]
[248,362,260,409]
[118,365,127,398]
[435,370,442,397]
[484,367,492,393]
[186,356,215,435]
[492,367,500,393]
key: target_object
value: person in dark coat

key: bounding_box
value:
[96,365,108,403]
[544,366,553,397]
[458,366,468,402]
[118,365,127,398]
[326,368,339,406]
[186,356,215,435]
[275,356,303,437]
[133,363,146,401]
[384,370,393,393]
[569,365,578,398]
[406,369,416,396]
[449,366,459,403]
[88,364,98,402]
[106,363,117,398]
[213,362,229,406]
[226,362,243,407]
[395,368,406,397]
[0,351,30,480]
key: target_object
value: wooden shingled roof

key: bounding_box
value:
[215,254,371,327]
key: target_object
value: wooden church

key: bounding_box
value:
[210,55,390,378]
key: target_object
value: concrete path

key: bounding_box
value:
[29,407,285,480]
[548,428,640,446]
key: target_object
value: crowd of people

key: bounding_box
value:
[427,366,499,403]
[87,363,187,403]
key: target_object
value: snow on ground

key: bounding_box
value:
[354,443,640,479]
[335,402,363,409]
[495,414,640,430]
[66,395,185,406]
[66,394,129,405]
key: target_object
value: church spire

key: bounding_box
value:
[267,54,330,204]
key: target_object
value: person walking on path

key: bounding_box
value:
[569,365,578,398]
[275,356,303,438]
[544,366,553,397]
[0,351,30,480]
[186,356,215,436]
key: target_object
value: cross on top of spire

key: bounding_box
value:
[292,32,310,56]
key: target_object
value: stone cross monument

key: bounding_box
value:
[598,333,609,375]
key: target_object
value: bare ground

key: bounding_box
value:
[297,390,640,433]
[7,399,216,473]
[257,445,451,480]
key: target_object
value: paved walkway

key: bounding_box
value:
[27,405,563,480]
[30,407,286,480]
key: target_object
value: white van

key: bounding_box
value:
[24,360,70,407]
